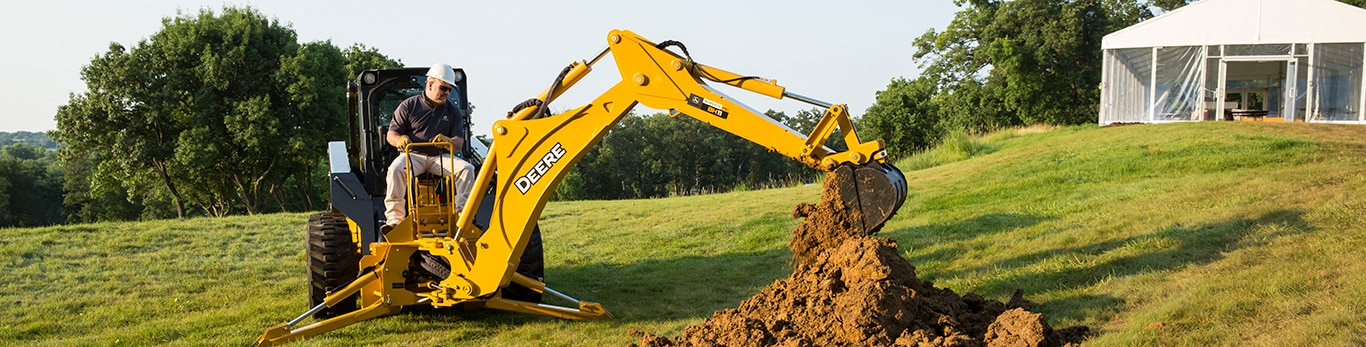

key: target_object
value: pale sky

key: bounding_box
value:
[0,0,959,136]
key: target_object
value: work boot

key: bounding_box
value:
[380,222,397,234]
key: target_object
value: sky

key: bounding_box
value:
[0,0,959,136]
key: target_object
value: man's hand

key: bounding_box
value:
[394,135,411,149]
[433,134,463,149]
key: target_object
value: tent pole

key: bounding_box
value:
[1150,47,1158,122]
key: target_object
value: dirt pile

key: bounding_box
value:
[632,173,1089,347]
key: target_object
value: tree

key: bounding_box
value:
[913,0,1121,130]
[53,41,189,218]
[1150,0,1190,11]
[158,8,310,216]
[860,0,1155,155]
[0,143,64,227]
[343,43,403,78]
[0,174,8,225]
[57,146,141,223]
[53,6,398,220]
[860,78,940,156]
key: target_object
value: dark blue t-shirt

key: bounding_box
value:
[390,94,467,156]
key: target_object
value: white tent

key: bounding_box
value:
[1099,0,1366,125]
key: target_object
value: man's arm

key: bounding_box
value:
[447,134,464,149]
[387,129,410,149]
[389,97,414,149]
[449,106,467,150]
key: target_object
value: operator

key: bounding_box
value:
[381,63,476,232]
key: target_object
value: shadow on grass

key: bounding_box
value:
[551,247,792,322]
[904,209,1310,323]
[364,247,793,329]
[883,212,1055,264]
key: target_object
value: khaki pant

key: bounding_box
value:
[384,152,475,225]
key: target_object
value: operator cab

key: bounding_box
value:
[346,68,486,197]
[339,67,495,251]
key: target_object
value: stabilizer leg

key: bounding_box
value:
[256,269,399,346]
[483,273,612,320]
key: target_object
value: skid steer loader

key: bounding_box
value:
[257,29,908,346]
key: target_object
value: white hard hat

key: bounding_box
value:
[426,63,457,86]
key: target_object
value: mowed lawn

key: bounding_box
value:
[2,122,1364,346]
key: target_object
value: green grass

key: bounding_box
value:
[901,128,999,170]
[4,122,1366,346]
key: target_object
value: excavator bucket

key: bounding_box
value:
[832,162,907,234]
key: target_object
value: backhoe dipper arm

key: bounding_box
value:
[507,31,885,169]
[442,29,904,301]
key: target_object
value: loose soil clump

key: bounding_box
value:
[633,173,1089,346]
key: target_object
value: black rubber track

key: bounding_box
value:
[306,212,359,319]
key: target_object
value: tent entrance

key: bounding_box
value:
[1213,58,1297,122]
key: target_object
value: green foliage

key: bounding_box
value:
[937,129,991,157]
[860,78,940,157]
[552,110,827,201]
[56,148,141,223]
[50,6,398,221]
[0,132,58,150]
[1150,0,1191,11]
[901,128,998,170]
[0,143,63,227]
[865,0,1154,156]
[342,43,402,79]
[915,0,1123,126]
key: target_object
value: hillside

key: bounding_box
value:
[2,122,1364,346]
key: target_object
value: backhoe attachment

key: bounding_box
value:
[256,29,908,346]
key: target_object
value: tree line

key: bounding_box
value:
[552,109,843,201]
[0,138,62,227]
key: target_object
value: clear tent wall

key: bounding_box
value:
[1100,43,1365,124]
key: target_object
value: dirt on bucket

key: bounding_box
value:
[631,171,1090,347]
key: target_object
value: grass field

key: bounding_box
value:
[3,122,1365,346]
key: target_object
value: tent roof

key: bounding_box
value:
[1103,0,1366,50]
